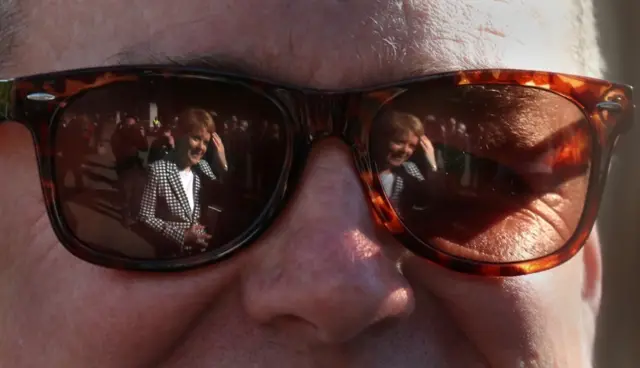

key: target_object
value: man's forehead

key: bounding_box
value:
[3,0,597,88]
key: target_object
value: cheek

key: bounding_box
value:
[188,139,201,151]
[0,123,246,363]
[388,143,402,153]
[0,123,51,270]
[403,252,591,365]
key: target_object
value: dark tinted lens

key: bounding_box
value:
[53,77,288,260]
[370,84,591,263]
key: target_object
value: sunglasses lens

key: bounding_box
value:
[53,76,288,260]
[370,84,592,263]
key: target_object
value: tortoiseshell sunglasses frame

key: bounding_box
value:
[0,66,634,276]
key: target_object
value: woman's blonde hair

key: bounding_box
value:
[175,108,216,135]
[374,109,424,141]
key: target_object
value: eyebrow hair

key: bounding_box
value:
[110,47,460,91]
[0,0,21,73]
[109,47,275,82]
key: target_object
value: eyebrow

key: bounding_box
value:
[0,0,21,73]
[108,39,466,91]
[109,47,278,83]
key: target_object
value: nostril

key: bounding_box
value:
[364,313,406,338]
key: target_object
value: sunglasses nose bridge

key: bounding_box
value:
[301,94,395,232]
[302,94,352,144]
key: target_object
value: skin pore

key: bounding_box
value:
[0,0,604,367]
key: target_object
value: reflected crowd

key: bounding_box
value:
[56,106,284,258]
[52,81,590,264]
[53,104,532,259]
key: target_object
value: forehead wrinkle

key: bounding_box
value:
[572,0,603,77]
[409,1,578,73]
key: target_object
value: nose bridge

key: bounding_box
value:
[241,140,414,343]
[295,92,397,234]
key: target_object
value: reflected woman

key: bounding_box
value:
[138,108,219,257]
[371,110,437,217]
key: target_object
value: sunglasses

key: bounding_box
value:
[0,66,633,276]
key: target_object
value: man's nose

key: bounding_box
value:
[241,139,415,345]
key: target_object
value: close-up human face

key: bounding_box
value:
[177,126,210,167]
[0,0,620,367]
[386,131,419,168]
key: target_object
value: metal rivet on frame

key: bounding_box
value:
[26,92,56,102]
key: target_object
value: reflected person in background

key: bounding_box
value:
[138,108,218,257]
[371,110,437,214]
[56,114,90,193]
[147,124,175,165]
[110,115,148,227]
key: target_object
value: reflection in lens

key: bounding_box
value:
[370,84,592,263]
[54,77,287,260]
